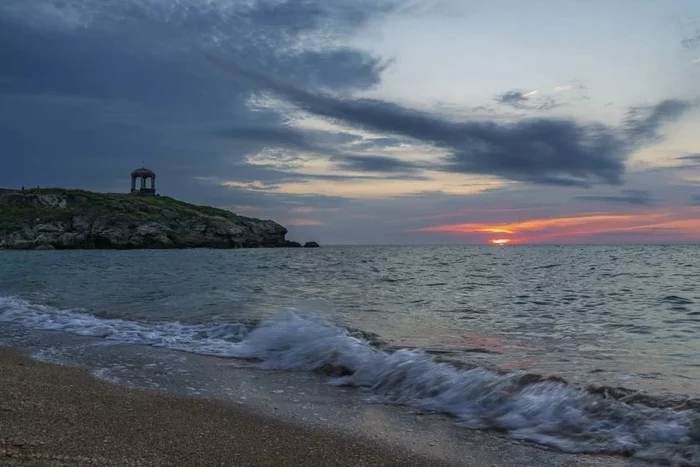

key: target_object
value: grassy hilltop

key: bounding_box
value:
[0,188,289,250]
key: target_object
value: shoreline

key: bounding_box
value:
[0,347,442,467]
[0,344,640,467]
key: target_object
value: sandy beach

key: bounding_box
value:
[0,344,646,467]
[0,347,445,467]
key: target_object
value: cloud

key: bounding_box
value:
[231,205,266,215]
[495,90,527,106]
[416,214,640,234]
[495,90,534,108]
[690,58,700,65]
[553,80,587,93]
[494,89,559,111]
[330,154,424,173]
[0,0,396,192]
[623,99,694,145]
[677,153,700,164]
[0,0,697,241]
[289,206,340,214]
[553,86,574,93]
[574,189,655,206]
[283,218,325,226]
[681,26,700,50]
[229,64,693,187]
[224,176,493,199]
[691,194,700,205]
[414,208,700,244]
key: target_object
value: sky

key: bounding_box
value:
[1,0,700,245]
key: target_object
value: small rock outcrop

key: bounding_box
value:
[303,242,320,248]
[0,189,289,250]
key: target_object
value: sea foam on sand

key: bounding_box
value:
[1,296,699,465]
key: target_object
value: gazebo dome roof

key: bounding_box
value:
[131,167,155,177]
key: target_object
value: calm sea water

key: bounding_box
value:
[2,245,699,392]
[2,245,700,464]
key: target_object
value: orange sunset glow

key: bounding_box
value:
[416,208,700,244]
[490,238,512,245]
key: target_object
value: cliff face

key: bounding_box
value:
[0,189,289,250]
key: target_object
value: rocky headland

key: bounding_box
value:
[0,188,297,250]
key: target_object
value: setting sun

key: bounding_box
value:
[490,238,512,245]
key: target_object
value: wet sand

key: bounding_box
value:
[0,346,640,467]
[0,347,444,467]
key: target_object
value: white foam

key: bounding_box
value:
[0,296,248,356]
[226,310,700,464]
[1,295,698,464]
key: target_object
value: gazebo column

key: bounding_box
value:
[130,168,156,195]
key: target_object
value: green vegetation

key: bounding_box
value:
[0,188,242,229]
[0,203,72,229]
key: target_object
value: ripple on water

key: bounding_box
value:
[662,295,694,305]
[2,245,700,398]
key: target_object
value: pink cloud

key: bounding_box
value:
[284,219,325,226]
[413,207,700,244]
[289,206,341,214]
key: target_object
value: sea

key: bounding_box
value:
[1,245,699,465]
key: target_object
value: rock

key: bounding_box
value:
[57,232,86,248]
[283,241,302,248]
[36,223,63,233]
[36,194,68,208]
[0,189,291,250]
[135,222,170,237]
[71,216,92,232]
[35,233,58,245]
[161,209,180,220]
[303,241,320,248]
[10,439,26,448]
[170,231,206,247]
[204,233,233,249]
[34,244,55,250]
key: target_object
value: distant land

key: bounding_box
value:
[0,188,316,250]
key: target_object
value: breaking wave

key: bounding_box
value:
[1,295,699,465]
[0,296,249,356]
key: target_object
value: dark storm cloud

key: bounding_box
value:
[276,48,391,90]
[211,127,317,150]
[0,0,396,194]
[494,90,559,111]
[574,189,655,206]
[211,127,364,156]
[231,66,693,186]
[331,154,424,173]
[0,0,696,207]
